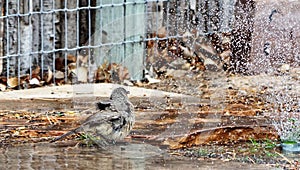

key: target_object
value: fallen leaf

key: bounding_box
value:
[0,58,2,75]
[78,54,88,67]
[31,65,41,77]
[29,78,40,86]
[67,54,76,63]
[55,57,65,71]
[157,26,166,38]
[117,65,130,82]
[0,76,7,84]
[7,77,18,88]
[68,63,76,72]
[44,66,53,83]
[0,83,6,91]
[55,71,65,79]
[95,60,111,83]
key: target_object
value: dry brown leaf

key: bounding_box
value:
[55,71,65,79]
[67,54,76,63]
[95,60,111,83]
[7,77,18,88]
[0,76,7,84]
[77,54,88,66]
[31,65,41,77]
[220,50,231,62]
[55,57,65,71]
[109,63,130,83]
[117,65,130,82]
[44,66,53,83]
[68,63,76,71]
[157,26,166,38]
[55,55,76,72]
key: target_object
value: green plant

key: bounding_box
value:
[78,133,100,147]
[248,138,278,158]
[263,139,277,149]
[197,148,209,156]
[248,138,260,153]
[281,140,297,144]
[264,150,277,157]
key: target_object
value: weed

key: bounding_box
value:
[248,138,278,158]
[197,148,209,156]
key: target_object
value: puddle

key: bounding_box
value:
[0,93,287,169]
[0,143,161,169]
[0,142,269,170]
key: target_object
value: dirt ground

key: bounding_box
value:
[1,71,300,169]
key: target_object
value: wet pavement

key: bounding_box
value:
[0,142,273,170]
[0,82,297,169]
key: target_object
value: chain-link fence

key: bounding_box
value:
[0,0,237,89]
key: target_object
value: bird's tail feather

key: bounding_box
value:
[50,130,76,143]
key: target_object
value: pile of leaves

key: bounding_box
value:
[0,54,130,91]
[145,27,231,76]
[0,26,233,91]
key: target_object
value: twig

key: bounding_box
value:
[130,134,156,139]
[248,156,256,164]
[274,151,293,165]
[45,112,53,125]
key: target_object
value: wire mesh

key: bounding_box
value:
[0,0,235,89]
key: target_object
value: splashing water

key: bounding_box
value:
[267,76,300,142]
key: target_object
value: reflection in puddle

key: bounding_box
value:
[0,143,165,170]
[0,142,268,170]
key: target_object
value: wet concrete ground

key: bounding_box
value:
[0,80,299,169]
[0,142,273,170]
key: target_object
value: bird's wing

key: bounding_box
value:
[96,100,112,110]
[84,110,125,125]
[50,111,120,143]
[83,109,120,122]
[77,111,128,142]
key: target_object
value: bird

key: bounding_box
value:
[50,87,135,147]
[264,42,271,56]
[269,9,279,23]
